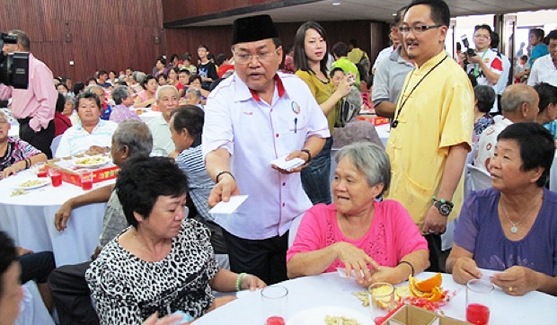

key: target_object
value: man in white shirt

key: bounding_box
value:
[474,84,539,172]
[202,15,329,284]
[528,30,557,87]
[55,92,117,157]
[465,25,503,112]
[146,85,178,155]
[371,23,401,75]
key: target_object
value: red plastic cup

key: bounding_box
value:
[466,303,490,325]
[466,279,493,325]
[49,169,62,187]
[266,316,285,325]
[36,163,48,178]
[77,169,93,190]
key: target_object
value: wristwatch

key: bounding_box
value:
[432,196,454,217]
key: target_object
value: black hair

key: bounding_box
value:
[534,82,557,114]
[474,85,496,113]
[141,74,156,89]
[331,42,349,58]
[73,82,85,94]
[529,28,545,41]
[497,122,555,187]
[546,30,557,43]
[170,105,204,148]
[329,67,345,78]
[406,0,450,27]
[116,157,189,228]
[189,75,202,86]
[215,53,227,66]
[0,231,18,297]
[76,91,101,110]
[490,31,500,49]
[156,55,166,66]
[55,93,65,113]
[293,21,329,75]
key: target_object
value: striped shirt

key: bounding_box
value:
[175,145,213,221]
[0,137,43,171]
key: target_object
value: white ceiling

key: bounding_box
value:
[182,0,557,27]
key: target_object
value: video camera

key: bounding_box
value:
[460,35,476,58]
[0,32,29,89]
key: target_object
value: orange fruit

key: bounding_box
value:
[414,273,442,292]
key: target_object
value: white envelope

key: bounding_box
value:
[271,155,305,171]
[209,195,248,215]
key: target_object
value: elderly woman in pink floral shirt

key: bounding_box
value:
[109,86,141,124]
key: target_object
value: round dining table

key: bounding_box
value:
[194,272,557,324]
[0,169,113,267]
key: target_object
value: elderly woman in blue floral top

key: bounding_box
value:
[0,111,47,179]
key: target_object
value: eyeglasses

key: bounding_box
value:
[399,25,443,34]
[234,48,280,64]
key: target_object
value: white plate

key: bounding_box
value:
[286,306,372,325]
[73,156,109,168]
[15,178,50,190]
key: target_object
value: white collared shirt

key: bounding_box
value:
[202,72,330,240]
[55,119,118,157]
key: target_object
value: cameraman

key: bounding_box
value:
[463,25,503,112]
[0,30,57,158]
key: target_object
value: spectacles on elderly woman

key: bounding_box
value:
[234,48,280,64]
[399,25,442,34]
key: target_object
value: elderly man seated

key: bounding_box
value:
[55,92,118,158]
[474,84,539,172]
[147,85,179,155]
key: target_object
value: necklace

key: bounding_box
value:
[501,202,522,234]
[500,193,542,234]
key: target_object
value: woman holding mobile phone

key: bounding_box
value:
[293,21,353,205]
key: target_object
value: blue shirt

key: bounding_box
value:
[455,188,557,276]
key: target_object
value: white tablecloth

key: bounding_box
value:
[0,170,113,266]
[375,123,390,146]
[194,272,557,324]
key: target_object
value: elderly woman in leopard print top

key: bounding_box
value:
[86,157,265,324]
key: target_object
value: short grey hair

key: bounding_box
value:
[155,85,178,102]
[132,71,146,84]
[185,87,202,99]
[85,84,104,96]
[501,84,538,113]
[112,121,153,159]
[112,86,130,105]
[335,142,391,197]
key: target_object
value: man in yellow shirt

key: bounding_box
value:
[385,0,474,272]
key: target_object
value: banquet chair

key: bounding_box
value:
[466,163,492,192]
[50,134,63,156]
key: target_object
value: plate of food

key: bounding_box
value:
[15,178,50,190]
[73,156,109,168]
[286,306,372,325]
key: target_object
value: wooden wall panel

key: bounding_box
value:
[0,0,388,87]
[0,0,163,84]
[163,0,280,23]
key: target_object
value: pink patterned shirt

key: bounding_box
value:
[287,200,428,272]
